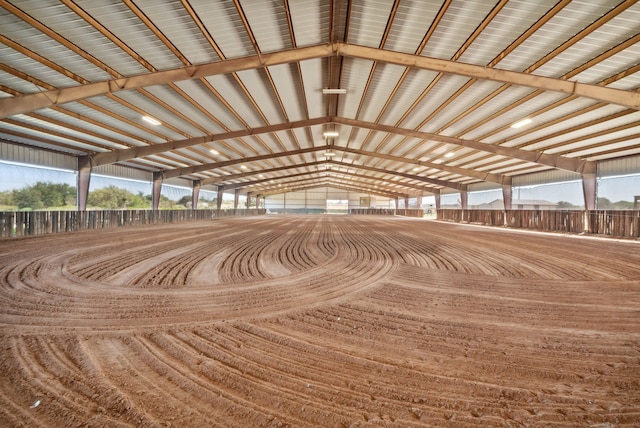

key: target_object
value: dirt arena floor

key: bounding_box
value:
[0,215,639,427]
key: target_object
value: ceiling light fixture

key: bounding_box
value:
[142,115,161,126]
[511,118,532,128]
[323,131,339,138]
[241,165,248,170]
[324,151,335,157]
[322,88,347,95]
[209,149,219,155]
[445,152,454,158]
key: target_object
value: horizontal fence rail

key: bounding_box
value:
[0,209,266,238]
[349,208,424,218]
[438,209,639,238]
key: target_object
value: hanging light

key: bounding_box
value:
[511,118,532,128]
[322,88,347,95]
[142,115,161,126]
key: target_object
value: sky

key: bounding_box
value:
[1,160,638,204]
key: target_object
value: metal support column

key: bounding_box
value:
[502,179,513,210]
[582,163,597,232]
[246,192,252,209]
[460,190,468,222]
[152,171,163,211]
[192,180,201,210]
[77,155,92,211]
[216,185,224,210]
[234,189,240,209]
[582,172,597,211]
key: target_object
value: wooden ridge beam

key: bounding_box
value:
[337,43,640,110]
[0,44,334,118]
[89,117,329,167]
[333,117,597,174]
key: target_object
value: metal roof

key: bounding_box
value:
[1,0,639,200]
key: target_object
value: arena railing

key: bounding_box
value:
[0,208,266,238]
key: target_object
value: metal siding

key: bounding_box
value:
[597,155,640,177]
[513,169,582,187]
[0,140,76,170]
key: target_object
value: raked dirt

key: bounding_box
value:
[1,215,639,427]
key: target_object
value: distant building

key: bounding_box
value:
[471,199,558,210]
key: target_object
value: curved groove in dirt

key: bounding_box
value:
[1,215,639,427]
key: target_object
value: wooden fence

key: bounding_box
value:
[350,208,425,218]
[0,208,266,238]
[438,209,639,238]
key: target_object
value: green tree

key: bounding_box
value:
[0,190,13,207]
[597,197,612,209]
[11,182,76,209]
[177,195,192,208]
[88,186,149,209]
[556,201,578,209]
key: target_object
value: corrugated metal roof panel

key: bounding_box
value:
[348,0,395,48]
[464,92,569,143]
[134,0,220,65]
[496,1,614,73]
[240,0,291,53]
[190,0,254,59]
[75,1,183,71]
[459,0,559,66]
[422,0,497,60]
[379,69,439,126]
[0,44,80,89]
[299,58,326,119]
[384,0,443,54]
[235,69,286,125]
[288,0,329,47]
[359,63,406,123]
[267,63,305,122]
[172,79,243,132]
[401,74,474,131]
[0,11,111,83]
[204,74,265,128]
[337,58,374,119]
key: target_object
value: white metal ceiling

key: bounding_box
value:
[1,0,639,199]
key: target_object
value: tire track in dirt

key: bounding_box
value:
[1,215,639,426]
